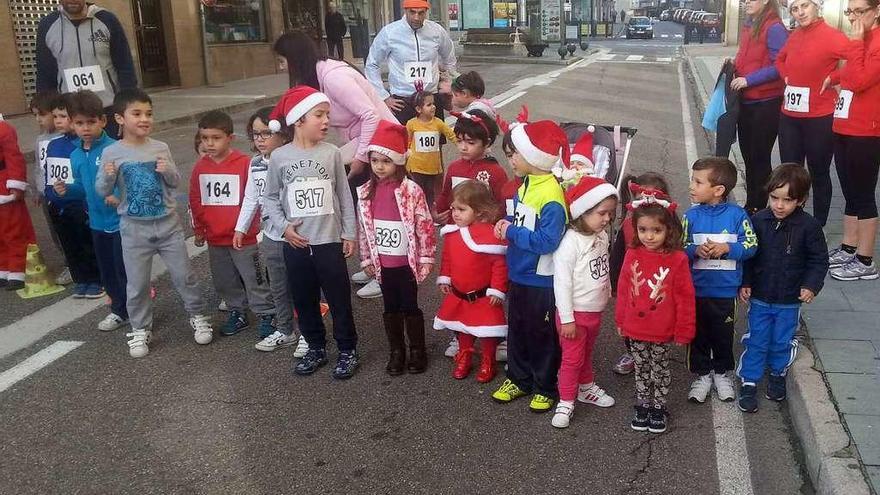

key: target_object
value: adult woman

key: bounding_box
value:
[732,0,789,213]
[775,0,849,226]
[828,0,880,281]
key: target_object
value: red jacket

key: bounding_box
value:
[776,19,849,118]
[615,247,696,345]
[832,28,880,137]
[189,149,259,246]
[0,122,28,195]
[735,14,786,101]
[435,156,509,222]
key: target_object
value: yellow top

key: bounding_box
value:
[405,117,457,175]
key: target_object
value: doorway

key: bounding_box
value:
[131,0,169,87]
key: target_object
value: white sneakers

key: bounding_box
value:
[444,338,459,358]
[713,372,736,402]
[688,374,714,403]
[255,331,296,352]
[126,329,152,358]
[577,383,615,407]
[55,267,72,285]
[190,314,214,345]
[689,372,737,403]
[217,300,229,312]
[293,335,309,358]
[350,270,371,284]
[356,279,382,299]
[125,315,213,358]
[98,313,128,332]
[551,400,575,428]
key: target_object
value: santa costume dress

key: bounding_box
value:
[0,121,36,284]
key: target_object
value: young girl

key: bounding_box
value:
[405,91,456,212]
[551,176,619,428]
[610,172,671,375]
[615,198,695,434]
[434,180,508,383]
[356,120,436,375]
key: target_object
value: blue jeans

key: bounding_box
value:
[737,298,800,384]
[91,230,128,319]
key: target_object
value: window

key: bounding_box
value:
[204,0,268,44]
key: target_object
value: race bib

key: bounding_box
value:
[37,139,51,169]
[784,86,810,113]
[834,90,853,119]
[251,170,268,198]
[693,233,737,271]
[451,176,468,189]
[506,198,514,217]
[374,219,409,256]
[45,157,73,185]
[414,131,440,152]
[403,61,433,84]
[64,65,106,93]
[512,201,537,231]
[199,173,240,206]
[286,177,334,218]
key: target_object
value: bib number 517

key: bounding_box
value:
[295,187,325,210]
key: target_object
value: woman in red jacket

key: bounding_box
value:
[775,0,849,226]
[828,0,880,281]
[732,0,789,214]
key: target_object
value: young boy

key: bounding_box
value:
[189,110,275,338]
[451,71,497,120]
[0,118,36,291]
[683,157,758,403]
[738,164,828,412]
[96,88,214,358]
[45,94,103,298]
[262,85,360,380]
[491,120,569,413]
[54,90,129,331]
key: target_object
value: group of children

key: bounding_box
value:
[1,67,830,433]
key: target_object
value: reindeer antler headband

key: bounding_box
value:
[451,111,490,136]
[626,183,677,213]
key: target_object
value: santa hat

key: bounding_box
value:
[268,85,330,132]
[570,126,595,168]
[368,120,408,165]
[565,175,618,219]
[510,120,570,171]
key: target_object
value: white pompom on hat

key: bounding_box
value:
[268,85,330,132]
[368,120,409,165]
[570,125,595,169]
[565,175,618,219]
[510,120,570,171]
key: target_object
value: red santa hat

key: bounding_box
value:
[570,126,595,168]
[268,85,330,132]
[368,120,408,165]
[510,120,570,171]
[565,175,618,219]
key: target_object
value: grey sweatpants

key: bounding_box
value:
[208,244,274,316]
[260,237,296,335]
[120,215,205,330]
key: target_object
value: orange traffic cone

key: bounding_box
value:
[16,244,65,299]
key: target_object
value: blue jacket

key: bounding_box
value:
[69,132,120,232]
[44,133,83,210]
[743,208,828,304]
[505,174,567,288]
[683,201,758,298]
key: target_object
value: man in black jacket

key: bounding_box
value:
[325,2,348,60]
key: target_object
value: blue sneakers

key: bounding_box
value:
[738,384,758,413]
[221,310,249,336]
[72,283,88,299]
[295,348,328,375]
[766,375,787,401]
[82,284,106,299]
[332,350,359,380]
[257,314,276,339]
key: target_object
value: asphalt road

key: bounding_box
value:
[0,40,812,495]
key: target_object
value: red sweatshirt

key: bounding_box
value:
[832,28,880,137]
[615,247,695,345]
[189,149,259,246]
[776,19,849,118]
[435,156,509,223]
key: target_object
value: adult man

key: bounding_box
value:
[35,0,137,138]
[620,10,627,23]
[365,0,457,124]
[325,2,348,60]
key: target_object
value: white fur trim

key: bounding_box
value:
[569,155,594,168]
[368,144,405,165]
[569,183,618,219]
[436,276,452,285]
[433,317,507,338]
[6,179,28,191]
[511,124,558,171]
[418,256,434,264]
[460,226,507,255]
[486,288,506,301]
[6,272,25,282]
[284,93,330,125]
[440,224,460,236]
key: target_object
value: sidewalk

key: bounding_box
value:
[684,44,877,495]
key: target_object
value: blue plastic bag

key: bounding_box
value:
[702,74,727,132]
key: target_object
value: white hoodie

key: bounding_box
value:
[553,228,612,324]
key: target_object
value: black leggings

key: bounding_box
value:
[778,114,834,225]
[834,134,880,220]
[737,98,782,211]
[379,265,420,314]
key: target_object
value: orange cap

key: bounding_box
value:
[402,0,430,9]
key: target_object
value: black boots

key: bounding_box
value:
[383,313,406,376]
[404,311,427,374]
[383,311,428,375]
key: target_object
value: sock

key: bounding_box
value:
[856,254,873,266]
[579,382,595,391]
[841,243,857,254]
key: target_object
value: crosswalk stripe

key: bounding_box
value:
[625,55,644,61]
[661,34,669,38]
[0,341,84,393]
[598,53,616,60]
[657,57,673,62]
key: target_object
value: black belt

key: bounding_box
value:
[451,286,488,303]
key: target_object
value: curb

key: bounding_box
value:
[459,52,591,66]
[151,95,283,135]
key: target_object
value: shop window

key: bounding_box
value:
[204,0,268,44]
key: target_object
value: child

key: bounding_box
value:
[551,176,619,428]
[451,71,497,120]
[610,172,671,376]
[0,119,36,291]
[405,91,456,211]
[96,88,215,358]
[45,93,103,298]
[616,199,695,434]
[491,116,569,413]
[55,90,128,331]
[189,110,275,338]
[434,181,507,383]
[559,127,608,185]
[358,120,437,375]
[683,157,757,403]
[738,164,828,413]
[262,85,360,380]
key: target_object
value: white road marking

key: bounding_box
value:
[494,91,526,109]
[661,34,670,38]
[599,53,617,61]
[675,34,684,38]
[0,341,83,393]
[676,61,699,168]
[658,57,673,62]
[626,55,644,61]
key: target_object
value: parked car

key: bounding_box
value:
[660,10,671,21]
[626,16,654,39]
[699,12,721,29]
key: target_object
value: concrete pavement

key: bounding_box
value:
[684,43,876,494]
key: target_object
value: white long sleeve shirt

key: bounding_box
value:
[235,154,285,242]
[552,229,612,324]
[365,17,457,100]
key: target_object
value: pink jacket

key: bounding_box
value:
[357,177,437,283]
[317,60,399,163]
